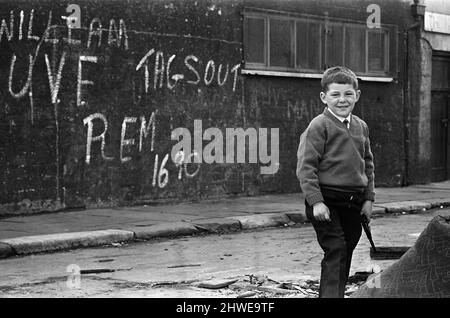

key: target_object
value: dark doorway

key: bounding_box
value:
[431,52,450,182]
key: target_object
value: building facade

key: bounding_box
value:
[0,0,448,214]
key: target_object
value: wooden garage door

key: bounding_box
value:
[431,53,450,182]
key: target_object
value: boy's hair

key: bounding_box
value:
[321,66,359,91]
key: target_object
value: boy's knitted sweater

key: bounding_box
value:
[296,108,375,206]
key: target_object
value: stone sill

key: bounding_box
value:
[241,69,394,82]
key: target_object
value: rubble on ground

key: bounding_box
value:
[194,272,374,298]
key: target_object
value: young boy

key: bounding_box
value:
[296,66,375,298]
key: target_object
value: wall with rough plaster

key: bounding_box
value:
[0,0,414,214]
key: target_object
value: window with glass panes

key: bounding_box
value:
[243,10,394,78]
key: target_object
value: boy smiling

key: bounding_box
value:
[296,66,375,298]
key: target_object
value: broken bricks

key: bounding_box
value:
[196,278,239,289]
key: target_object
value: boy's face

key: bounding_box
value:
[320,83,361,118]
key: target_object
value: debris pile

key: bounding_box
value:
[194,272,372,298]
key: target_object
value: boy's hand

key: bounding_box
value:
[361,200,373,224]
[312,202,331,222]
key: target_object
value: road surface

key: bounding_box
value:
[0,207,448,298]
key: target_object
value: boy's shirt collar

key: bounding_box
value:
[326,107,351,126]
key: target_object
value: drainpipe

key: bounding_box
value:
[403,30,410,186]
[403,0,424,186]
[402,23,419,186]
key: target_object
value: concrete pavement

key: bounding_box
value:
[1,180,450,259]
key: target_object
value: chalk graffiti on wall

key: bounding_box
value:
[82,110,204,189]
[135,49,240,93]
[77,55,97,107]
[248,85,324,126]
[6,10,55,124]
[0,6,281,205]
[45,51,66,104]
[0,9,128,47]
[2,10,242,125]
[81,111,279,189]
[83,111,157,164]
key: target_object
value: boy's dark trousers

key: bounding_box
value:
[305,188,365,298]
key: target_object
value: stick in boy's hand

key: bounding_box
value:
[312,202,331,222]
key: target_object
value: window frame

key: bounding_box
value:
[243,14,268,70]
[366,28,390,75]
[242,7,397,81]
[267,15,295,71]
[324,20,346,69]
[295,19,323,72]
